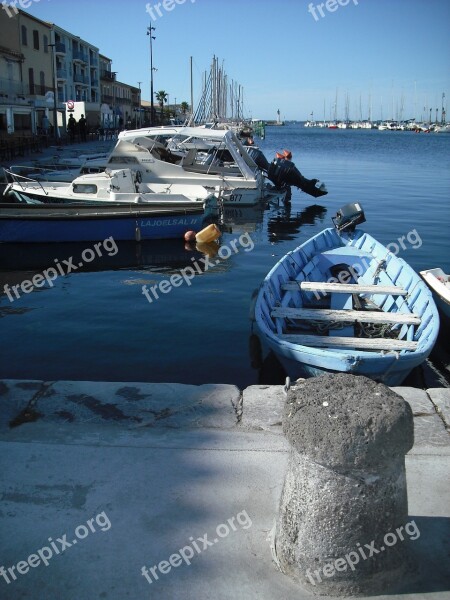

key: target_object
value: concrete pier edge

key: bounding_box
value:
[0,377,449,600]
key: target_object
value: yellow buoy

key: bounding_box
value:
[195,223,221,243]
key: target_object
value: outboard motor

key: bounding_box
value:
[246,147,270,173]
[332,202,366,233]
[267,157,328,198]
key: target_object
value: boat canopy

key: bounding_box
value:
[117,127,258,180]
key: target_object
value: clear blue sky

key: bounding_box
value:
[23,0,450,121]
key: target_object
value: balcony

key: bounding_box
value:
[90,56,99,67]
[0,77,23,95]
[100,70,116,81]
[91,79,99,88]
[55,42,66,54]
[56,69,67,80]
[73,50,88,63]
[74,73,89,85]
[29,85,54,98]
[102,94,113,103]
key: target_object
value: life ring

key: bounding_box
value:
[135,170,142,184]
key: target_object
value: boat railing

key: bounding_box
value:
[4,168,49,195]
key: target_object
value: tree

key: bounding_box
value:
[155,90,168,123]
[180,101,189,116]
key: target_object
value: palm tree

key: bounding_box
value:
[180,101,189,116]
[155,90,168,123]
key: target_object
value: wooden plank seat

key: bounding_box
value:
[280,334,418,351]
[282,281,408,295]
[271,307,421,325]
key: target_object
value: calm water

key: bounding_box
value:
[1,126,449,388]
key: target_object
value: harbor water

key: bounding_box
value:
[1,126,449,388]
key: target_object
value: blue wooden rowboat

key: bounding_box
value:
[255,203,439,385]
[0,200,216,243]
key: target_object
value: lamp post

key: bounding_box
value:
[112,71,117,129]
[47,43,58,141]
[147,24,156,126]
[138,81,142,127]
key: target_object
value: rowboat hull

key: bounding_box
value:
[255,227,439,386]
[266,341,431,387]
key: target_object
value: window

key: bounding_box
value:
[43,35,48,53]
[21,25,27,46]
[28,68,34,94]
[40,71,45,95]
[14,113,32,132]
[33,30,39,50]
[73,184,98,194]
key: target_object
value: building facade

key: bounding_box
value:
[52,24,100,127]
[0,10,59,134]
[99,54,140,129]
[1,9,143,136]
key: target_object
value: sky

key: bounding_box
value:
[18,0,450,121]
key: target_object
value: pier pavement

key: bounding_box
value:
[0,379,449,599]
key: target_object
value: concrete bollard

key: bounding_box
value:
[273,373,414,596]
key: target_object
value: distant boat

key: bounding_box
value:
[254,203,439,385]
[433,124,450,133]
[420,268,450,321]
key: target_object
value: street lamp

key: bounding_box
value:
[147,24,156,126]
[138,81,142,128]
[112,71,118,129]
[47,43,58,141]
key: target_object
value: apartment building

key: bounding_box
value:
[1,8,142,135]
[0,10,59,134]
[52,24,100,127]
[99,54,140,129]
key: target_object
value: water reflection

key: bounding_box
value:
[248,333,287,385]
[222,201,267,234]
[267,203,327,242]
[0,239,225,274]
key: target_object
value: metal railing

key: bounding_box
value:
[73,50,88,63]
[4,168,49,195]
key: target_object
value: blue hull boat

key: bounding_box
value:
[255,204,439,386]
[0,202,214,243]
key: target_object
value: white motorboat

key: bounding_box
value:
[433,124,450,134]
[420,268,450,321]
[109,126,265,205]
[3,167,218,209]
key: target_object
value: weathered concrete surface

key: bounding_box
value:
[427,388,450,430]
[0,378,449,600]
[238,385,285,432]
[0,379,240,430]
[0,379,43,428]
[392,387,450,453]
[274,374,415,596]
